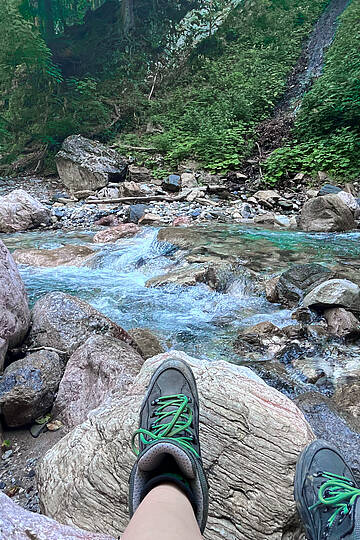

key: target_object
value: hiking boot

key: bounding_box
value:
[294,439,360,539]
[129,358,208,533]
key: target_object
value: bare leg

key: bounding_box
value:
[122,483,203,540]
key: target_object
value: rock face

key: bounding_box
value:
[300,194,355,232]
[13,245,95,268]
[38,351,314,539]
[0,240,31,371]
[52,335,144,430]
[0,492,115,540]
[55,135,127,193]
[324,307,360,337]
[303,279,360,312]
[0,350,62,427]
[29,292,140,357]
[128,328,164,359]
[93,224,140,244]
[0,189,51,233]
[275,264,335,307]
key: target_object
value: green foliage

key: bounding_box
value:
[265,0,360,182]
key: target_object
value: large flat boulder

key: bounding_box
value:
[52,335,144,430]
[0,492,115,540]
[38,351,314,539]
[303,279,360,312]
[300,193,355,232]
[29,292,141,357]
[55,135,127,193]
[12,245,95,268]
[0,240,30,371]
[93,224,140,244]
[0,350,62,427]
[0,189,51,233]
[275,264,335,307]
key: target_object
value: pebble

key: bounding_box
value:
[2,450,13,460]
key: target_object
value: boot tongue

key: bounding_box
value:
[138,441,195,479]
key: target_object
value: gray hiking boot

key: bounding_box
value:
[129,358,208,533]
[295,439,360,539]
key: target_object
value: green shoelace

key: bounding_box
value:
[132,394,199,458]
[309,471,360,527]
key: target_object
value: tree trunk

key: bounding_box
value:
[121,0,135,35]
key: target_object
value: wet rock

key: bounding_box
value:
[129,204,148,224]
[157,227,206,249]
[12,245,95,268]
[333,380,360,431]
[234,321,287,359]
[295,392,360,478]
[324,307,360,337]
[318,184,342,196]
[29,292,140,357]
[128,165,151,183]
[0,492,115,539]
[55,135,127,193]
[0,189,51,233]
[265,275,280,303]
[146,265,209,288]
[292,357,324,384]
[291,307,315,325]
[52,335,143,430]
[0,350,62,428]
[38,351,314,539]
[303,279,360,312]
[275,264,335,307]
[162,174,181,193]
[172,216,191,227]
[93,224,140,244]
[128,328,165,359]
[0,240,30,371]
[300,194,355,232]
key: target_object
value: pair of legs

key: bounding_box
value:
[122,359,360,540]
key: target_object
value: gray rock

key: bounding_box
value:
[0,190,51,233]
[55,135,127,193]
[324,307,360,337]
[129,204,148,224]
[300,194,355,232]
[128,165,151,183]
[38,351,314,539]
[0,240,30,371]
[0,492,115,539]
[12,245,95,268]
[318,184,342,196]
[162,174,181,193]
[276,264,335,307]
[29,292,140,357]
[0,350,62,427]
[53,335,144,429]
[128,328,165,359]
[303,279,360,312]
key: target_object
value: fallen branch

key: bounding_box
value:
[28,346,67,355]
[85,195,177,204]
[110,144,157,152]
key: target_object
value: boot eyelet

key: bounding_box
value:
[151,399,158,406]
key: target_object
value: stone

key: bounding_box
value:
[172,216,191,227]
[0,350,62,428]
[121,181,142,197]
[0,492,114,539]
[55,135,127,193]
[138,213,165,226]
[128,165,151,183]
[93,224,140,243]
[74,190,95,200]
[128,328,164,360]
[0,189,51,233]
[265,275,280,303]
[336,191,359,212]
[303,279,360,312]
[181,173,198,189]
[97,187,120,199]
[324,307,360,337]
[12,245,95,268]
[306,189,319,198]
[162,174,181,193]
[38,351,314,539]
[300,194,355,232]
[254,190,281,206]
[318,184,342,196]
[129,204,148,224]
[29,292,140,357]
[146,265,209,288]
[234,322,287,359]
[53,335,144,430]
[333,381,360,431]
[94,215,121,227]
[275,264,335,308]
[254,212,276,226]
[0,240,30,371]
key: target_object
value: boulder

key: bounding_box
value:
[162,174,181,193]
[303,279,360,312]
[181,172,198,189]
[97,186,120,199]
[29,292,140,357]
[121,181,143,197]
[12,245,95,268]
[254,190,281,206]
[128,165,151,183]
[300,194,355,232]
[0,492,114,540]
[138,213,166,226]
[146,265,209,288]
[172,216,191,227]
[0,240,30,371]
[324,307,360,337]
[128,328,164,359]
[55,135,127,193]
[336,191,359,212]
[38,351,314,539]
[265,275,280,303]
[95,215,121,227]
[333,380,360,431]
[318,184,342,196]
[0,350,62,428]
[0,189,51,233]
[129,204,148,224]
[93,224,140,244]
[52,335,144,430]
[234,321,287,359]
[275,264,335,307]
